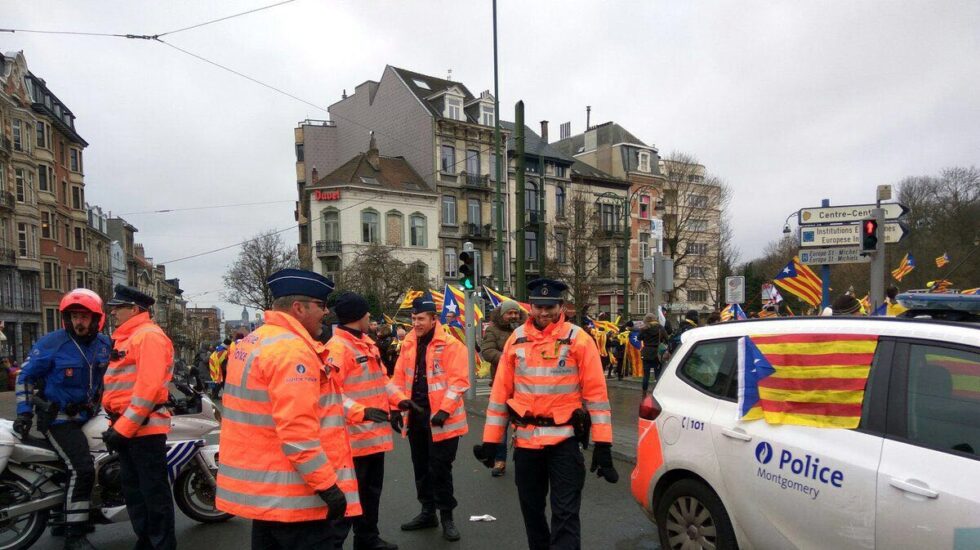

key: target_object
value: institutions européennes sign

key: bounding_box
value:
[798,203,908,225]
[799,221,908,248]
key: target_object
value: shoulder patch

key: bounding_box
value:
[296,364,307,374]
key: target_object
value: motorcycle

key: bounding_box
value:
[0,382,230,550]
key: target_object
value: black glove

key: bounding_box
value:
[398,399,424,414]
[101,427,127,453]
[317,484,347,521]
[430,410,450,427]
[12,414,32,438]
[590,443,619,483]
[473,442,499,469]
[390,412,404,433]
[363,407,389,423]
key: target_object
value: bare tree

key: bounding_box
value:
[546,191,605,325]
[223,231,299,310]
[660,152,725,306]
[335,244,433,317]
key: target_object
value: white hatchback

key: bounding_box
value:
[630,315,980,550]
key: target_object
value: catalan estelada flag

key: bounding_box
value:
[398,290,424,310]
[891,253,915,282]
[963,288,979,295]
[935,252,950,268]
[482,285,530,312]
[737,333,878,429]
[721,303,747,322]
[772,257,822,307]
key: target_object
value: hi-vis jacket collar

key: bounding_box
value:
[406,320,453,347]
[522,313,568,341]
[112,311,153,339]
[262,310,326,359]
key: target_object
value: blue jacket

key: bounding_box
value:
[16,329,112,423]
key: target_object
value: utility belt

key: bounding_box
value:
[508,406,592,449]
[32,396,96,432]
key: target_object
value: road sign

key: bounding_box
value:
[799,247,872,265]
[799,221,908,248]
[798,203,908,225]
[725,276,745,304]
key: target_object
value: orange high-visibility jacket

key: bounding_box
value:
[102,312,174,438]
[208,348,226,383]
[216,311,362,522]
[390,322,469,442]
[483,315,612,450]
[325,328,408,457]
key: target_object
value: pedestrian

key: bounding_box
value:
[668,310,699,354]
[476,278,618,550]
[100,285,177,550]
[831,294,862,316]
[13,289,111,550]
[0,356,11,392]
[326,292,421,550]
[638,314,669,395]
[390,292,469,542]
[216,269,361,549]
[208,339,229,398]
[480,300,525,477]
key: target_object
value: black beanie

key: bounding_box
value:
[333,292,370,324]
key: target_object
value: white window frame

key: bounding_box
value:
[444,247,458,278]
[442,195,457,225]
[409,214,427,247]
[322,209,340,242]
[360,209,380,243]
[638,150,651,173]
[481,103,495,126]
[688,289,709,303]
[445,96,463,121]
[687,242,708,256]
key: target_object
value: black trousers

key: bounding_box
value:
[252,518,334,550]
[45,422,95,526]
[513,438,585,550]
[331,452,385,548]
[641,356,660,393]
[407,414,459,513]
[116,434,176,550]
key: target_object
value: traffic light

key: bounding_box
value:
[459,242,478,290]
[861,219,879,252]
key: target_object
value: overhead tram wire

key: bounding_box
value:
[155,0,298,38]
[119,199,295,216]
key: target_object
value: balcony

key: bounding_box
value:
[0,191,13,211]
[0,247,15,266]
[315,240,342,256]
[524,209,546,226]
[460,172,488,189]
[464,223,494,240]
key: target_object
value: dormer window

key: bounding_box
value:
[445,96,463,120]
[638,150,651,173]
[481,104,494,126]
[413,79,431,90]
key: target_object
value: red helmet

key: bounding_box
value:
[59,288,106,331]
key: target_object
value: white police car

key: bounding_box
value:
[631,296,980,549]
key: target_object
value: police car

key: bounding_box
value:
[631,294,980,549]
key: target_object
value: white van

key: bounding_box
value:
[630,311,980,549]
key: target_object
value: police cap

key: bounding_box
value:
[412,291,438,314]
[267,269,335,302]
[106,284,155,309]
[527,278,568,306]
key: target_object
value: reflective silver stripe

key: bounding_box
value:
[281,440,321,456]
[344,490,361,505]
[344,386,386,399]
[130,396,157,409]
[217,487,324,510]
[321,415,346,428]
[122,408,147,425]
[444,390,460,402]
[336,467,356,482]
[432,418,466,434]
[263,333,301,346]
[295,452,328,475]
[224,349,270,402]
[220,463,305,485]
[585,400,610,410]
[485,416,508,426]
[111,364,137,376]
[350,434,392,450]
[104,381,135,391]
[428,381,447,392]
[515,425,575,439]
[346,370,381,385]
[145,416,171,427]
[487,401,507,412]
[590,412,612,424]
[223,408,275,426]
[14,382,25,393]
[513,325,526,339]
[516,383,580,395]
[515,348,528,373]
[349,421,387,434]
[518,366,579,377]
[319,393,343,407]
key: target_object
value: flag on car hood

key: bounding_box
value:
[737,333,878,429]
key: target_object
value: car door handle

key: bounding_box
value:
[889,478,939,499]
[721,428,752,442]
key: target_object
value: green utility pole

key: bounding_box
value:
[537,151,546,274]
[622,194,631,320]
[492,0,505,291]
[515,101,526,301]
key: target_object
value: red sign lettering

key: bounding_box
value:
[313,190,342,201]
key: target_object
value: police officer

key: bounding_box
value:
[390,292,470,542]
[14,289,111,550]
[327,292,421,550]
[477,278,618,550]
[216,269,361,549]
[100,285,177,550]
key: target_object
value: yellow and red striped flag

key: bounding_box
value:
[891,253,915,282]
[772,257,822,307]
[935,252,950,268]
[925,352,980,400]
[398,290,424,310]
[738,333,878,428]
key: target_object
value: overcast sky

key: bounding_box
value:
[4,0,978,317]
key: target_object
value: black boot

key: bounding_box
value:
[400,509,438,531]
[63,525,97,550]
[440,511,460,542]
[355,539,399,550]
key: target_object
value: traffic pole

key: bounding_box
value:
[465,287,477,401]
[869,207,886,313]
[820,198,832,309]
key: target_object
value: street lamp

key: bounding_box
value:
[782,210,799,235]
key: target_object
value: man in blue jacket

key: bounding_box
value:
[14,289,112,550]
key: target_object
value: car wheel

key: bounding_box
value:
[655,478,737,550]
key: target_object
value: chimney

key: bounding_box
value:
[342,89,347,99]
[366,131,380,170]
[540,120,549,143]
[586,106,591,129]
[311,166,319,185]
[560,122,571,140]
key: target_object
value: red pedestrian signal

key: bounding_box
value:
[861,219,878,252]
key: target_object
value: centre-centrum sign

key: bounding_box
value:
[798,203,908,225]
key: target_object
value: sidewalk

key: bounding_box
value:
[466,377,646,464]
